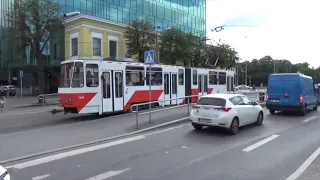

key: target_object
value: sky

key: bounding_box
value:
[206,0,320,68]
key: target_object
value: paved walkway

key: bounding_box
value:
[3,95,59,109]
[297,156,320,180]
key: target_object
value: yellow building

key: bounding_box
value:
[60,14,131,61]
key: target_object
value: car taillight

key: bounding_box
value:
[266,93,269,100]
[216,107,232,112]
[223,107,232,112]
[284,93,288,96]
[300,94,304,102]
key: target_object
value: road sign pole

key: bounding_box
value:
[149,64,152,123]
[144,50,155,123]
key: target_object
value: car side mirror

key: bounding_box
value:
[253,102,258,106]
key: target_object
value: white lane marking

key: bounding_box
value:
[32,174,50,180]
[181,146,190,149]
[302,116,318,123]
[85,168,130,180]
[6,136,145,170]
[242,134,279,152]
[286,146,320,180]
[143,119,190,136]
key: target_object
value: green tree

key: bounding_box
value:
[186,34,207,67]
[10,0,62,94]
[159,28,191,65]
[237,56,319,86]
[125,19,156,63]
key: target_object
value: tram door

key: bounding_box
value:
[164,73,178,105]
[198,74,208,96]
[102,70,124,112]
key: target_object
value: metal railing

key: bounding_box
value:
[130,92,267,129]
[130,95,200,129]
[38,93,60,106]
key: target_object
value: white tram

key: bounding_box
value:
[58,59,235,115]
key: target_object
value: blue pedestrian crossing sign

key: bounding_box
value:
[144,50,155,65]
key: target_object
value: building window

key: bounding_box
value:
[109,35,118,57]
[125,41,131,58]
[54,43,60,59]
[92,38,101,56]
[70,32,78,57]
[71,38,78,56]
[125,66,144,86]
[91,32,103,57]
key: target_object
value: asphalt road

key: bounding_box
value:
[0,105,192,161]
[5,109,320,180]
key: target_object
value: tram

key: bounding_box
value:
[58,58,235,115]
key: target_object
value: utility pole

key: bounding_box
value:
[245,61,248,85]
[273,60,276,73]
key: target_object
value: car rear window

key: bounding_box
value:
[196,97,226,106]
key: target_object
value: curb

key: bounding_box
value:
[0,117,190,165]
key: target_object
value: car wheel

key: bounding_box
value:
[192,123,203,130]
[255,111,264,126]
[269,110,275,114]
[313,103,318,111]
[301,105,307,116]
[228,117,239,135]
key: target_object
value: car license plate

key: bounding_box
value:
[198,118,211,123]
[271,99,280,102]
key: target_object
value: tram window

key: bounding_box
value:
[204,75,208,93]
[115,72,123,98]
[164,74,169,95]
[86,64,99,87]
[72,62,84,87]
[209,71,218,85]
[146,67,162,86]
[102,72,110,98]
[172,74,177,94]
[219,72,226,85]
[178,69,184,85]
[60,62,72,87]
[192,70,197,85]
[231,77,234,90]
[126,66,144,86]
[198,75,202,92]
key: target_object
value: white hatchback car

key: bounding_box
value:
[190,93,264,135]
[0,165,10,180]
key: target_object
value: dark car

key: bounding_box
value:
[0,85,16,96]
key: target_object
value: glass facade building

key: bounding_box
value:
[55,0,206,36]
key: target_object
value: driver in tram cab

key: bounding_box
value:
[86,70,93,87]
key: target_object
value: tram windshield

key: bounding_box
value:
[60,62,84,88]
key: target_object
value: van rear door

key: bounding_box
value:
[267,80,302,106]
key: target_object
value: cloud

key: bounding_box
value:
[206,0,320,68]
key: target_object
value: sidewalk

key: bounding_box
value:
[4,96,59,109]
[297,156,320,180]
